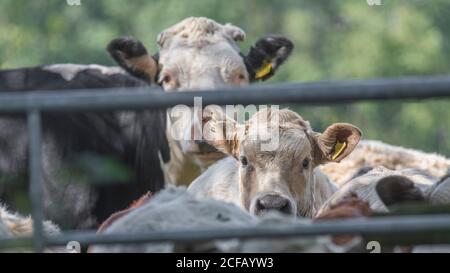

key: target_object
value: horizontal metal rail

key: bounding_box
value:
[31,214,450,247]
[0,75,450,112]
[1,214,450,250]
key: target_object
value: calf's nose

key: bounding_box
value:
[255,194,293,216]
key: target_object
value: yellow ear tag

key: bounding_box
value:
[255,61,272,80]
[331,141,347,160]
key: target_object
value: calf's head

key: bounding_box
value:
[202,107,362,217]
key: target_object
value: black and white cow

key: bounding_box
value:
[0,64,169,229]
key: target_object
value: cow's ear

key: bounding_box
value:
[107,37,159,83]
[313,123,362,165]
[223,23,246,42]
[201,106,245,159]
[375,176,425,207]
[244,36,294,82]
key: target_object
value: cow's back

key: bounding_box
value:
[188,157,241,207]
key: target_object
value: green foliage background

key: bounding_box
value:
[1,0,449,156]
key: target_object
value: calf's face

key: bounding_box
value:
[202,108,362,217]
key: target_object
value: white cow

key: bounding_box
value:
[108,17,294,185]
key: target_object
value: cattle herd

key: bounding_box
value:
[1,17,450,253]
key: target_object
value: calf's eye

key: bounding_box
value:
[302,158,310,169]
[240,156,248,167]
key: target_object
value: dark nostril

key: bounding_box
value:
[256,194,292,215]
[256,199,265,212]
[279,202,291,214]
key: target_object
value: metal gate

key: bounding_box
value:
[1,75,450,252]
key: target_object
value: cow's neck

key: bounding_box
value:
[163,106,228,186]
[307,168,339,217]
[163,132,201,186]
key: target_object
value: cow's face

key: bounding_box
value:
[107,17,294,163]
[202,108,362,217]
[156,17,249,91]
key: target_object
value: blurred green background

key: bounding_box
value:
[1,0,449,156]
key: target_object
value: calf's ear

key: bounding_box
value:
[107,37,159,83]
[313,123,362,165]
[244,35,294,82]
[201,106,245,159]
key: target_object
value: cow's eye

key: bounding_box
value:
[161,74,171,84]
[158,70,175,86]
[230,71,248,86]
[240,156,248,166]
[302,158,310,169]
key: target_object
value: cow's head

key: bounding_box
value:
[107,17,293,164]
[316,167,429,216]
[108,17,293,88]
[201,107,362,217]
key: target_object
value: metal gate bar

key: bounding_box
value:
[0,75,450,112]
[27,110,45,252]
[1,214,450,250]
